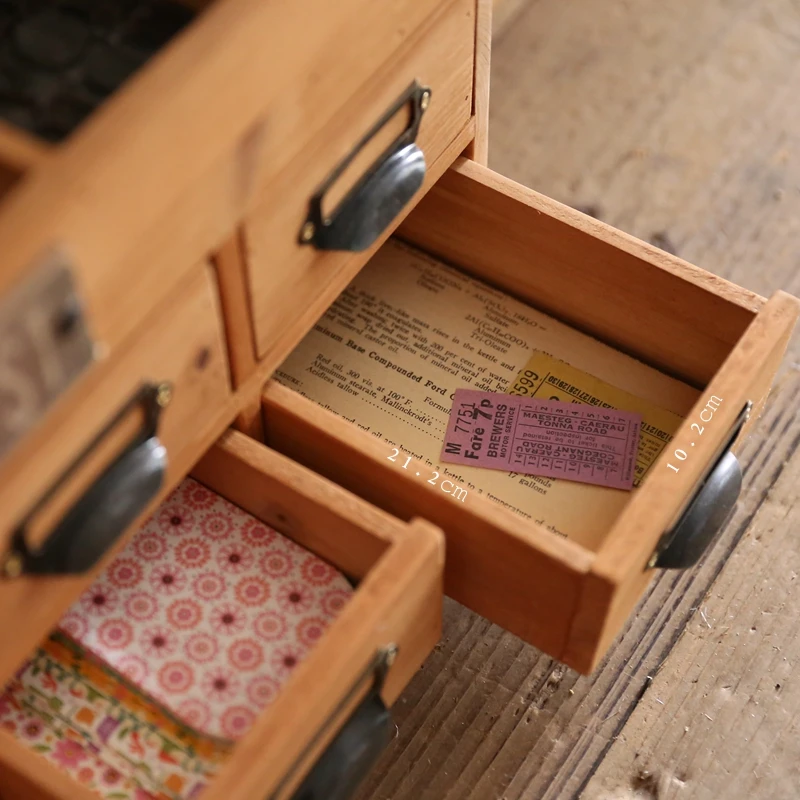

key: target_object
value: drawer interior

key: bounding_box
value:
[0,431,443,799]
[262,158,798,670]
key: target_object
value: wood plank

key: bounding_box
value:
[262,381,594,663]
[245,0,475,358]
[212,232,265,439]
[355,362,800,800]
[221,119,475,400]
[0,266,231,684]
[0,430,445,800]
[582,370,800,799]
[192,430,393,580]
[465,0,492,164]
[182,434,445,800]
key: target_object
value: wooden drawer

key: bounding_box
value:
[241,0,476,371]
[261,157,800,674]
[0,431,444,800]
[0,265,232,683]
[0,0,458,467]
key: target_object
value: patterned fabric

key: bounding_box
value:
[10,634,225,798]
[0,661,169,800]
[60,478,353,740]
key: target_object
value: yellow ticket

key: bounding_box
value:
[510,352,684,486]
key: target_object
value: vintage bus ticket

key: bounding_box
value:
[442,390,642,490]
[509,351,684,486]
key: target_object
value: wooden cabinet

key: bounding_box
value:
[0,0,796,797]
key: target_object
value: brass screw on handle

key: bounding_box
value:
[1,552,23,579]
[156,382,174,409]
[384,643,399,668]
[300,221,316,243]
[420,90,431,111]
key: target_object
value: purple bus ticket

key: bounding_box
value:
[441,390,642,490]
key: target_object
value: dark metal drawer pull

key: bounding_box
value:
[651,401,752,570]
[269,644,397,800]
[299,81,431,252]
[2,382,170,577]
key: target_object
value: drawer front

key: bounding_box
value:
[0,0,450,463]
[243,0,476,365]
[262,158,799,673]
[0,432,444,800]
[0,265,232,683]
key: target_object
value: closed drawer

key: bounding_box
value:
[0,431,443,800]
[242,0,476,370]
[262,157,800,674]
[0,0,456,465]
[0,265,232,682]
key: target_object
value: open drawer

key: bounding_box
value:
[0,431,444,800]
[262,157,800,674]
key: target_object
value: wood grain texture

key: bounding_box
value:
[0,266,232,684]
[227,119,474,394]
[465,0,492,164]
[360,0,800,796]
[262,381,593,662]
[0,0,450,405]
[400,160,763,388]
[0,431,445,800]
[565,291,798,672]
[212,232,265,439]
[583,371,800,797]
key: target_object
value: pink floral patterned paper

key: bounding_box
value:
[60,478,354,742]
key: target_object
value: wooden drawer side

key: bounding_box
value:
[400,159,765,388]
[565,291,800,671]
[177,431,445,799]
[0,430,444,800]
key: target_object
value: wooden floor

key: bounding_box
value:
[359,1,800,798]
